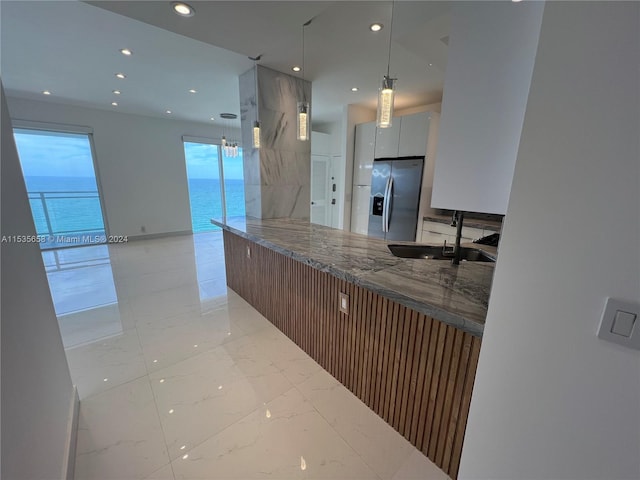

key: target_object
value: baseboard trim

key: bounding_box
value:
[62,386,80,480]
[127,230,192,242]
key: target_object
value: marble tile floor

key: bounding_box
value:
[47,231,451,480]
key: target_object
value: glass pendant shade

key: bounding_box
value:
[252,121,261,149]
[377,76,396,128]
[221,135,227,147]
[297,101,310,141]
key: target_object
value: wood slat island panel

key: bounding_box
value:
[223,230,481,479]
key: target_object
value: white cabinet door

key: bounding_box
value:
[311,155,331,227]
[354,122,376,185]
[374,121,401,159]
[350,185,371,235]
[398,112,430,157]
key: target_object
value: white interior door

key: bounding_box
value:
[329,154,343,229]
[311,154,331,226]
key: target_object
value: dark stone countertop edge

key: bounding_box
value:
[212,218,485,337]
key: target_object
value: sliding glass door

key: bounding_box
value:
[183,140,245,232]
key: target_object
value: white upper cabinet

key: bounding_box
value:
[374,120,401,159]
[353,122,376,185]
[398,113,431,158]
[431,2,544,215]
[374,112,431,159]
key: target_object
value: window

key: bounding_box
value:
[13,128,107,249]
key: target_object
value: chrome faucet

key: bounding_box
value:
[450,211,459,227]
[452,210,465,265]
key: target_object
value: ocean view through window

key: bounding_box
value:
[13,128,106,249]
[183,141,245,233]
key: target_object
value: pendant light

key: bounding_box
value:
[220,113,238,157]
[249,55,262,149]
[297,19,312,141]
[377,1,396,129]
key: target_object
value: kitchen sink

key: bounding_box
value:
[387,244,496,263]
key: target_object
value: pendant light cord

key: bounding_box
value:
[387,0,395,77]
[249,54,262,125]
[302,18,313,81]
[254,59,259,122]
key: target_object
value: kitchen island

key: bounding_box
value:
[212,217,495,479]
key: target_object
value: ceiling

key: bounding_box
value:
[0,1,451,129]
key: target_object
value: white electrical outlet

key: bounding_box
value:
[246,246,251,259]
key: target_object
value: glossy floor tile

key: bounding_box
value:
[47,231,450,479]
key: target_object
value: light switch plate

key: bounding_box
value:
[339,292,349,315]
[597,297,640,350]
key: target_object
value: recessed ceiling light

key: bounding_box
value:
[113,90,121,95]
[42,90,51,95]
[120,48,132,56]
[172,2,195,17]
[189,89,197,94]
[111,102,118,106]
[166,110,172,114]
[428,63,433,67]
[370,23,384,32]
[210,117,215,121]
[512,0,523,2]
[292,66,301,72]
[351,87,359,92]
[115,73,126,79]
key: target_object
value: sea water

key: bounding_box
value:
[23,176,245,241]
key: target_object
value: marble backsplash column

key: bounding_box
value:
[239,65,311,220]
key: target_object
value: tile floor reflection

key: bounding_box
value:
[50,231,450,480]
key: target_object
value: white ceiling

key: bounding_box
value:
[0,0,450,129]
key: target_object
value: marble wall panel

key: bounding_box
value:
[243,184,261,219]
[239,67,257,151]
[239,65,311,220]
[260,185,310,220]
[242,148,261,187]
[260,149,310,187]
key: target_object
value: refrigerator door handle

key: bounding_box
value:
[385,175,394,232]
[382,177,391,232]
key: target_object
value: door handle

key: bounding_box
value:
[383,176,394,233]
[382,177,391,232]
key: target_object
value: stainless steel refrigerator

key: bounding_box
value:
[368,157,424,241]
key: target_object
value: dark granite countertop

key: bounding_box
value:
[423,214,502,232]
[212,217,495,337]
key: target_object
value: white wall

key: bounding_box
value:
[1,85,77,479]
[431,1,544,215]
[460,2,640,479]
[6,97,237,238]
[395,102,442,116]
